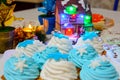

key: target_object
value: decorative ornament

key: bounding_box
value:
[14,60,28,72]
[89,60,100,69]
[78,47,87,56]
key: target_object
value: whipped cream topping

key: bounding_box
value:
[40,59,78,80]
[15,40,46,57]
[48,36,73,54]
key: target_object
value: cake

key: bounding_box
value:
[47,31,73,54]
[75,31,105,55]
[3,56,40,80]
[80,55,119,80]
[32,46,60,70]
[40,52,78,80]
[15,39,46,57]
[68,44,98,68]
[1,39,46,80]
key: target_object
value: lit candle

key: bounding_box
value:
[23,24,33,32]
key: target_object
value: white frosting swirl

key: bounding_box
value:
[15,40,46,57]
[40,59,78,80]
[47,36,73,54]
[75,37,91,48]
[91,38,104,54]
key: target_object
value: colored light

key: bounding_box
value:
[61,14,66,18]
[79,14,84,18]
[84,15,91,24]
[65,5,77,14]
[71,14,77,18]
[65,28,73,36]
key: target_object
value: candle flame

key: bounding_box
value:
[28,24,32,28]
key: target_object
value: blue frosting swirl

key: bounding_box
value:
[80,58,119,80]
[53,32,68,39]
[47,52,69,61]
[32,46,60,69]
[4,56,40,80]
[68,44,98,68]
[17,39,34,47]
[81,31,98,41]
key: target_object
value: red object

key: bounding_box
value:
[92,13,104,22]
[71,14,77,19]
[65,28,73,36]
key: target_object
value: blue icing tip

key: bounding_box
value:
[53,32,68,39]
[82,31,98,41]
[47,52,69,61]
[17,39,34,47]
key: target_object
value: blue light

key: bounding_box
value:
[61,14,66,18]
[79,14,84,18]
[64,23,69,27]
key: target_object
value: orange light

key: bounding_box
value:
[65,28,73,36]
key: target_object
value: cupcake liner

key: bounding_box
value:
[1,75,41,80]
[101,50,107,55]
[1,75,5,80]
[75,68,81,80]
[36,77,43,80]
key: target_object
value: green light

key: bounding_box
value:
[65,5,77,14]
[84,15,91,24]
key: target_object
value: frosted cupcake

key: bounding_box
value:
[68,44,98,68]
[80,56,119,80]
[40,52,78,80]
[75,31,99,47]
[15,39,46,57]
[32,46,60,70]
[75,31,105,55]
[3,56,40,80]
[47,31,73,54]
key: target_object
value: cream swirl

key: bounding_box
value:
[15,40,46,57]
[91,38,104,54]
[48,36,73,54]
[40,59,78,80]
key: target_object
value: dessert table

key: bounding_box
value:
[0,8,120,76]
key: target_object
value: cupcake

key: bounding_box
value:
[75,31,98,47]
[47,31,73,54]
[80,55,119,80]
[69,44,98,68]
[40,52,78,80]
[3,56,40,80]
[1,39,46,80]
[32,46,60,70]
[15,39,46,57]
[75,31,105,55]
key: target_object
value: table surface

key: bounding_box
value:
[0,7,120,76]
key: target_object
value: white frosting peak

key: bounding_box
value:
[48,36,73,54]
[41,59,78,80]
